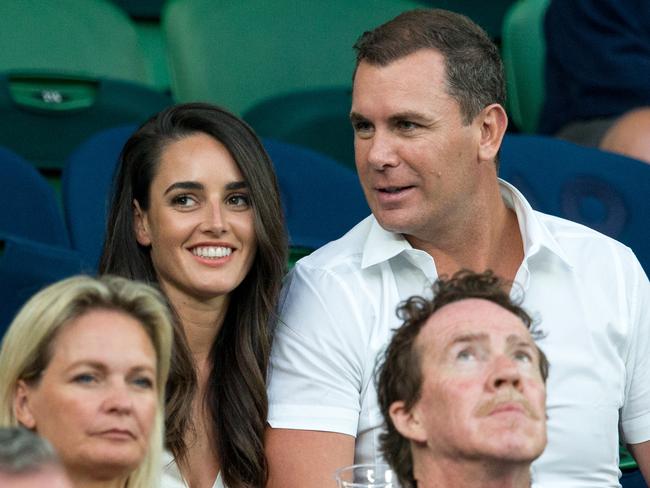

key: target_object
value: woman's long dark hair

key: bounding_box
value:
[99,103,288,487]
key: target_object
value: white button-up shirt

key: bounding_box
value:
[268,181,650,487]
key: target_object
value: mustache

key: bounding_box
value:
[475,390,542,421]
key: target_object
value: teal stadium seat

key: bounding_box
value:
[0,0,149,84]
[0,0,171,171]
[501,0,550,133]
[162,0,424,115]
[419,0,517,39]
[243,88,355,170]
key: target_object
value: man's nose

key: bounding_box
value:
[363,130,400,170]
[488,355,523,391]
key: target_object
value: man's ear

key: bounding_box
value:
[389,401,427,444]
[133,200,151,247]
[477,103,508,164]
[14,380,37,430]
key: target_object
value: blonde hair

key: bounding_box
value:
[0,275,173,487]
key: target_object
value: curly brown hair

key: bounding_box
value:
[375,270,548,488]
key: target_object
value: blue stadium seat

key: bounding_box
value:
[0,146,69,247]
[63,125,137,269]
[0,146,84,335]
[621,469,648,488]
[263,139,369,250]
[0,236,85,336]
[499,134,650,274]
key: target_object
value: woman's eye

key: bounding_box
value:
[171,194,197,208]
[132,376,154,389]
[73,373,97,384]
[227,194,250,208]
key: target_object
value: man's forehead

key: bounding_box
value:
[351,48,454,118]
[417,298,532,348]
[355,47,446,74]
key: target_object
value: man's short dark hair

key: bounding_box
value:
[353,9,505,125]
[0,427,60,474]
[375,270,549,488]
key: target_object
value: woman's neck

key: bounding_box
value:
[162,286,227,487]
[68,473,127,488]
[163,286,230,361]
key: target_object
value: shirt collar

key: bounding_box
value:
[360,179,574,270]
[361,217,413,269]
[499,179,574,269]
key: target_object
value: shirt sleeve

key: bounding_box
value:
[267,261,375,436]
[620,250,650,444]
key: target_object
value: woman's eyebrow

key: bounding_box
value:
[164,181,204,195]
[225,181,248,191]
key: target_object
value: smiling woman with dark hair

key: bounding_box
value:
[99,102,288,488]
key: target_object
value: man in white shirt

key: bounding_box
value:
[266,9,650,488]
[376,270,548,488]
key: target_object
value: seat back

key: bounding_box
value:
[0,236,85,336]
[162,0,423,115]
[499,134,650,272]
[263,139,369,250]
[0,76,171,172]
[502,0,550,133]
[0,0,149,84]
[63,125,137,269]
[244,88,355,170]
[430,0,517,39]
[0,0,170,171]
[0,146,69,248]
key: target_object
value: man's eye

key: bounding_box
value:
[352,121,373,133]
[457,349,476,361]
[171,194,197,208]
[514,350,533,363]
[397,120,419,130]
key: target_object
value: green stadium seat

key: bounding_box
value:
[0,75,171,172]
[0,0,150,85]
[162,0,424,115]
[0,0,171,172]
[419,0,517,39]
[243,87,355,170]
[110,0,167,20]
[501,0,550,133]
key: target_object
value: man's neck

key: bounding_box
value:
[415,457,532,488]
[406,182,524,282]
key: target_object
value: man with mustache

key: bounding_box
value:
[376,270,548,488]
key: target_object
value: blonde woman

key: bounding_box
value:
[0,275,173,488]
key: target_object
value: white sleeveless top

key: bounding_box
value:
[161,450,225,488]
